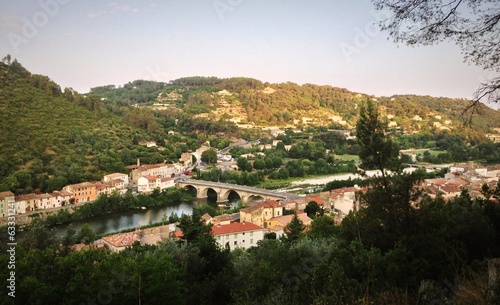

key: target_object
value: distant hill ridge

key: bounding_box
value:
[91,76,500,133]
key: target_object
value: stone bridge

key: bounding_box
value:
[176,180,292,203]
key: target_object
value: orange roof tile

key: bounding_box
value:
[0,191,14,199]
[212,222,264,235]
[102,231,139,248]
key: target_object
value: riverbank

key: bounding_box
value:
[289,167,421,186]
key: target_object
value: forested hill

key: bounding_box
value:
[0,61,186,194]
[91,76,500,133]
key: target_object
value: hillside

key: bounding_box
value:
[0,61,199,194]
[92,76,500,134]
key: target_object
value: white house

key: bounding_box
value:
[0,191,15,218]
[138,176,174,193]
[212,222,266,251]
[159,177,175,190]
[329,186,361,219]
[50,190,72,208]
[103,173,129,187]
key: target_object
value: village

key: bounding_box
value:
[3,158,496,253]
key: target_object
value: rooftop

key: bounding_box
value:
[212,221,265,235]
[0,191,15,199]
[102,231,139,248]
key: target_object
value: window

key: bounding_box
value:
[234,241,237,245]
[242,240,245,243]
[234,233,237,238]
[242,232,245,235]
[250,232,253,237]
[250,239,253,244]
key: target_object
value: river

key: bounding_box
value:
[53,198,239,238]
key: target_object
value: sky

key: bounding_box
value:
[0,0,496,102]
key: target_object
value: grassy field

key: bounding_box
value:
[403,149,446,157]
[333,154,360,162]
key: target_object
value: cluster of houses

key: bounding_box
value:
[0,160,187,218]
[96,162,500,253]
[98,191,361,253]
[421,162,500,200]
[2,160,499,253]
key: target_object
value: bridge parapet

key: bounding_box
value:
[177,180,290,203]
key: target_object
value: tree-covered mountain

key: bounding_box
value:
[0,61,211,194]
[2,58,500,194]
[92,76,500,134]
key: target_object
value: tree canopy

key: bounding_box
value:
[373,0,500,106]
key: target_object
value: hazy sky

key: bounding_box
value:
[0,0,494,100]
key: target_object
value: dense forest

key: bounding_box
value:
[0,60,218,194]
[2,181,500,305]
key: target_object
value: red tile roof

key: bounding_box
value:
[0,191,14,199]
[102,231,139,248]
[211,222,264,236]
[307,196,324,205]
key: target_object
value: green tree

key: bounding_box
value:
[244,162,253,172]
[237,157,248,171]
[372,0,499,106]
[356,100,399,176]
[304,200,323,219]
[177,212,212,243]
[307,215,337,239]
[284,212,305,243]
[76,223,97,245]
[253,158,266,170]
[201,149,218,164]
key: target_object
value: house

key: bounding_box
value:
[212,214,233,225]
[102,231,140,252]
[266,212,312,239]
[129,162,179,184]
[486,165,500,178]
[201,213,213,224]
[140,141,157,148]
[15,193,39,213]
[50,190,72,208]
[329,186,361,219]
[272,140,282,147]
[37,193,52,210]
[63,182,97,204]
[103,173,129,187]
[239,200,284,228]
[0,191,15,218]
[137,175,174,193]
[212,221,266,250]
[13,195,27,214]
[270,129,285,137]
[159,177,175,190]
[307,196,325,207]
[137,176,160,193]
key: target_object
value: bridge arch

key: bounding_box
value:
[247,194,265,203]
[219,189,242,202]
[199,187,218,202]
